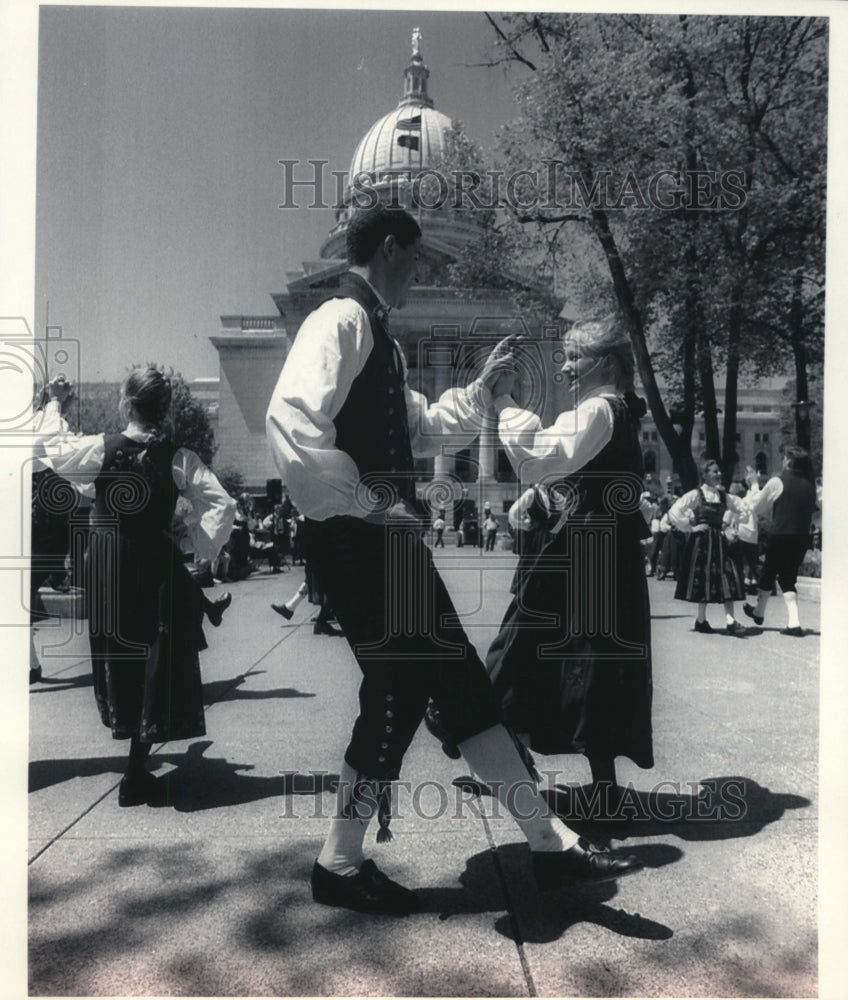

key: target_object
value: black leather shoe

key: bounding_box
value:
[533,840,643,891]
[423,703,461,759]
[742,603,764,626]
[780,626,805,637]
[271,603,294,620]
[693,619,714,634]
[206,592,232,627]
[119,771,169,807]
[29,666,43,685]
[313,621,343,636]
[724,620,746,637]
[311,859,420,915]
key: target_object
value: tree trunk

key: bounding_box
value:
[589,209,697,488]
[789,271,810,449]
[721,283,744,486]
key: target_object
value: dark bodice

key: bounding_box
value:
[691,487,727,530]
[548,394,648,537]
[92,434,177,539]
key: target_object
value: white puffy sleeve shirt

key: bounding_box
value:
[38,411,235,561]
[494,393,616,486]
[668,485,750,534]
[266,297,492,521]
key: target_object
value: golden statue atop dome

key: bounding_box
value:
[412,27,422,58]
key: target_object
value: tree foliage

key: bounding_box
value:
[457,13,826,487]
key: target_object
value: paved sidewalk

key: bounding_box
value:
[27,553,822,997]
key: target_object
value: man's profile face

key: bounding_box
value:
[386,236,421,308]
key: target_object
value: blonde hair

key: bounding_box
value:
[566,315,636,394]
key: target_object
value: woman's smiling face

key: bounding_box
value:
[702,462,722,487]
[561,337,604,395]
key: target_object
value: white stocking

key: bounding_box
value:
[316,761,377,876]
[458,724,578,852]
[783,590,801,629]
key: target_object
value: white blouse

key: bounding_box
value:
[668,485,750,534]
[494,391,617,487]
[37,402,235,561]
[266,296,493,521]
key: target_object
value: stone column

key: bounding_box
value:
[477,421,497,483]
[432,363,454,479]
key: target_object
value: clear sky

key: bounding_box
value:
[34,7,519,382]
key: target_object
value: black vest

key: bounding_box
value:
[772,469,817,535]
[325,273,415,505]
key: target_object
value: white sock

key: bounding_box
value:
[754,589,770,619]
[285,582,308,612]
[458,724,579,853]
[316,761,376,876]
[725,603,737,626]
[783,590,801,629]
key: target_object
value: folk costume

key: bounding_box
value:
[486,391,654,771]
[744,466,818,635]
[669,486,747,604]
[266,272,503,832]
[38,403,235,742]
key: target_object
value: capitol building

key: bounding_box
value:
[210,33,787,509]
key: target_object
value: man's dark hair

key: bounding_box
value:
[346,206,421,265]
[782,445,813,479]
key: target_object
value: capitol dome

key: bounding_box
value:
[320,29,484,262]
[348,104,453,183]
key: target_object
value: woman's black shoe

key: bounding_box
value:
[313,621,343,636]
[206,592,232,627]
[693,619,714,634]
[724,620,746,637]
[29,666,43,685]
[423,703,461,759]
[742,603,764,626]
[271,603,294,620]
[780,626,805,637]
[533,840,643,890]
[311,859,420,915]
[118,771,169,807]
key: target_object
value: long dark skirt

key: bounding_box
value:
[86,530,206,742]
[487,518,653,768]
[674,527,745,603]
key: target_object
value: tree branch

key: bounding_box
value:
[483,13,538,72]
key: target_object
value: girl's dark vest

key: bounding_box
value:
[772,470,817,535]
[692,487,727,529]
[91,434,177,539]
[550,394,650,538]
[324,272,415,506]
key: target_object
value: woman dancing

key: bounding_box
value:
[486,316,653,820]
[40,368,235,806]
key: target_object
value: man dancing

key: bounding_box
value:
[266,206,642,915]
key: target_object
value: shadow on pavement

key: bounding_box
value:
[203,672,316,704]
[164,740,338,812]
[29,753,183,792]
[29,672,93,693]
[545,775,811,842]
[415,842,679,941]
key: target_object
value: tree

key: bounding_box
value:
[462,13,827,487]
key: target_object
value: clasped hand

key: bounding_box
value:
[47,376,74,405]
[478,334,523,400]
